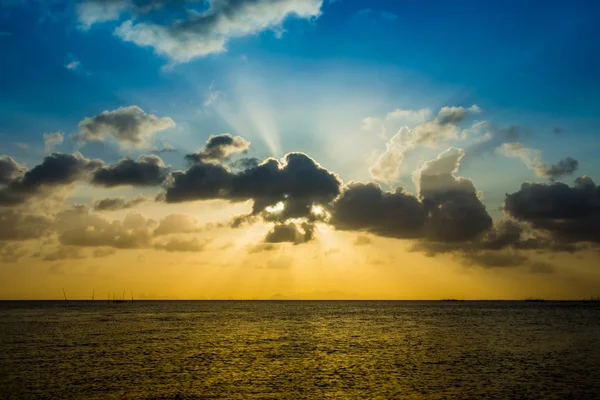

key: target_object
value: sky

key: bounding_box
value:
[1,0,600,300]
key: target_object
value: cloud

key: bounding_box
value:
[92,195,150,211]
[353,235,371,246]
[102,0,324,64]
[92,155,169,187]
[415,148,492,242]
[163,152,341,222]
[75,106,175,149]
[505,176,600,243]
[43,132,64,153]
[230,157,260,170]
[151,144,178,154]
[0,153,103,206]
[330,182,426,238]
[0,155,26,184]
[43,246,85,262]
[153,237,205,252]
[76,0,131,29]
[185,133,250,163]
[369,105,480,182]
[93,247,117,258]
[500,143,579,180]
[0,242,27,263]
[153,213,203,236]
[264,222,314,244]
[54,206,154,249]
[0,209,52,241]
[544,157,579,180]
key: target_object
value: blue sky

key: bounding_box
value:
[3,1,599,200]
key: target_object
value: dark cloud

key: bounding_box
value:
[505,176,600,243]
[92,155,168,187]
[0,209,53,241]
[162,161,232,203]
[185,134,250,163]
[0,153,103,205]
[264,222,315,244]
[417,148,492,242]
[164,152,342,222]
[54,206,154,248]
[545,157,579,180]
[93,195,150,211]
[93,248,117,258]
[330,182,426,238]
[0,155,26,184]
[75,106,175,148]
[230,157,260,170]
[463,251,529,268]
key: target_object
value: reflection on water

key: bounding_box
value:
[1,301,599,399]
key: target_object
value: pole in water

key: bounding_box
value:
[92,289,95,301]
[62,288,68,301]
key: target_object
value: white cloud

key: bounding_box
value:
[111,0,323,64]
[75,106,176,149]
[43,132,64,153]
[369,105,480,182]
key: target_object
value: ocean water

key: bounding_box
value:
[1,301,599,399]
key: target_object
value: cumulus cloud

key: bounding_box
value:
[332,147,493,244]
[111,0,324,64]
[54,206,154,249]
[92,155,169,187]
[185,133,250,163]
[415,148,492,242]
[164,152,341,221]
[0,209,53,241]
[505,176,600,243]
[43,132,64,153]
[75,106,175,148]
[500,143,578,180]
[0,155,26,184]
[369,105,480,182]
[331,182,426,238]
[92,195,150,211]
[153,213,203,236]
[264,222,314,244]
[0,153,103,206]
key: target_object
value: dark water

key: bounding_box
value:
[1,301,599,399]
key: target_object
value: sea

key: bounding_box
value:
[1,301,599,399]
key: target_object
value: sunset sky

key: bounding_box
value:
[1,0,600,299]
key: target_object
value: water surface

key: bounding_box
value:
[1,301,599,399]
